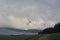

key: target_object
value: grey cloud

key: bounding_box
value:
[0,0,59,29]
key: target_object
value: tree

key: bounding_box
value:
[41,28,54,34]
[38,27,54,34]
[54,23,60,32]
[38,23,60,34]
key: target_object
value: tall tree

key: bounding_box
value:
[54,23,60,32]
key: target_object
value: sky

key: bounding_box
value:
[0,0,60,30]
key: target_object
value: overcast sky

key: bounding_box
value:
[0,0,60,30]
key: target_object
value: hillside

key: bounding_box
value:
[0,27,41,35]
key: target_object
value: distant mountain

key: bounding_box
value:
[0,27,41,35]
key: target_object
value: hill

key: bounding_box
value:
[0,27,41,35]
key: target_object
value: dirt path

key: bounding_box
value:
[38,34,49,40]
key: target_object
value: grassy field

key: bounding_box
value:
[0,33,60,40]
[0,35,41,40]
[48,33,60,40]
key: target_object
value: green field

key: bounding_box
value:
[48,33,60,40]
[0,35,40,40]
[0,33,60,40]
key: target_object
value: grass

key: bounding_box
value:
[48,33,60,40]
[0,35,40,40]
[1,33,60,40]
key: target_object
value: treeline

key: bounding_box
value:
[38,23,60,34]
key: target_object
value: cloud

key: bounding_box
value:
[8,16,28,29]
[45,0,58,4]
[0,0,59,29]
[7,16,55,30]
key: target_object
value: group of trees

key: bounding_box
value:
[38,23,60,34]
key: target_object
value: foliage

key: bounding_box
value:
[54,23,60,32]
[41,28,54,34]
[38,22,60,34]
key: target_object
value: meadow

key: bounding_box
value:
[48,33,60,40]
[0,35,40,40]
[0,33,60,40]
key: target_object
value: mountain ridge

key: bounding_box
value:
[0,27,41,35]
